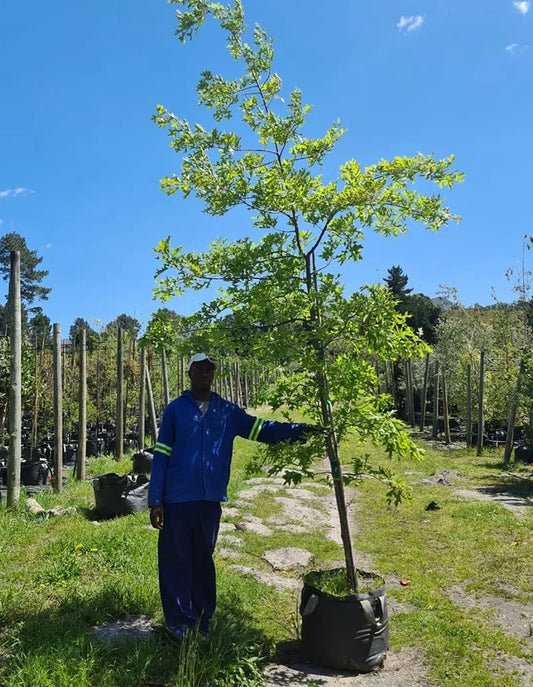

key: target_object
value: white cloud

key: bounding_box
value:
[397,15,424,32]
[513,1,530,15]
[0,187,31,199]
[506,42,530,54]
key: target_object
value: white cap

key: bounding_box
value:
[188,353,217,371]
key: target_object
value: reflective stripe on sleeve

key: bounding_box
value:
[248,418,264,442]
[154,441,172,457]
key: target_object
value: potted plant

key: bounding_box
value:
[152,0,462,671]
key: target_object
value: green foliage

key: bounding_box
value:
[140,308,181,353]
[434,301,533,424]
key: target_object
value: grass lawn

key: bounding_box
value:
[0,433,531,686]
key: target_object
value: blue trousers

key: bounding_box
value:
[158,501,222,634]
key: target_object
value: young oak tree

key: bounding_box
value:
[153,0,463,591]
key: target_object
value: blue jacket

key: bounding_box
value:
[148,390,308,506]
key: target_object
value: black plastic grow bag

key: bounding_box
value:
[92,472,149,519]
[300,568,388,673]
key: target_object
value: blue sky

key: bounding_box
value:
[1,0,532,335]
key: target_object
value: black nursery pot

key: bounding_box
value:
[20,461,43,485]
[300,568,389,673]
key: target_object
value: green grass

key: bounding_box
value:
[0,436,532,686]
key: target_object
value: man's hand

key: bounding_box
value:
[150,505,164,530]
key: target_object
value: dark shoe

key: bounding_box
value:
[160,624,187,643]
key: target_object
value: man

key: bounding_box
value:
[148,353,310,639]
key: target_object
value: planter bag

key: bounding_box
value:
[124,481,150,514]
[514,445,533,464]
[300,568,389,673]
[131,449,153,475]
[92,473,148,519]
[20,461,47,486]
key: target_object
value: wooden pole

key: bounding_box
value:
[466,363,472,448]
[6,251,22,509]
[76,328,87,480]
[145,364,158,446]
[53,323,63,493]
[476,351,485,456]
[138,346,146,450]
[115,327,124,460]
[32,335,39,455]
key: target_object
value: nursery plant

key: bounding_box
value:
[153,0,463,593]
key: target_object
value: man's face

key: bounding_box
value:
[189,359,216,391]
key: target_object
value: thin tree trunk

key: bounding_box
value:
[441,367,451,444]
[227,361,234,402]
[76,328,87,481]
[308,250,357,591]
[318,369,357,591]
[162,349,170,407]
[53,323,63,493]
[179,357,186,395]
[234,360,242,406]
[504,361,524,464]
[432,360,440,438]
[419,354,430,431]
[466,363,472,448]
[7,251,22,509]
[476,351,485,457]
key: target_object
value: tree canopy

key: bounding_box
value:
[152,0,463,590]
[0,232,51,335]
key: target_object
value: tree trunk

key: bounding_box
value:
[504,361,524,464]
[53,323,63,493]
[162,349,170,407]
[307,250,357,591]
[7,251,22,509]
[77,328,87,481]
[419,354,430,431]
[466,363,472,448]
[318,369,357,591]
[432,360,440,438]
[441,368,451,445]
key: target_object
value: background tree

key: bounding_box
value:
[104,314,141,339]
[404,293,441,345]
[28,308,52,350]
[69,317,99,353]
[152,0,463,591]
[384,265,412,307]
[0,232,50,335]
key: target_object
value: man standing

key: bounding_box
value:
[148,353,310,639]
